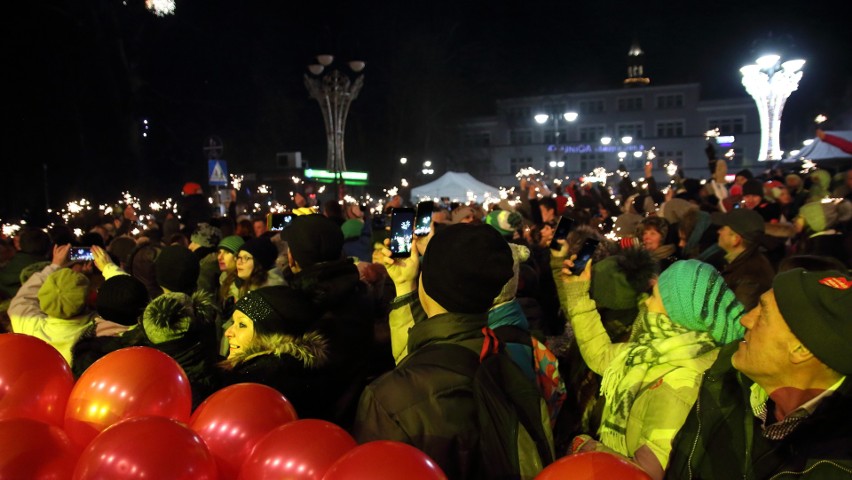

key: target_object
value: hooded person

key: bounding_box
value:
[155,245,201,295]
[555,257,744,479]
[0,227,51,299]
[218,286,333,418]
[189,223,223,296]
[8,258,93,365]
[281,213,378,429]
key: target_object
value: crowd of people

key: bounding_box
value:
[0,156,850,479]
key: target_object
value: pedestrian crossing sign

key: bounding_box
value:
[208,160,228,186]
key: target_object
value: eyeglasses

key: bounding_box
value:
[236,255,253,263]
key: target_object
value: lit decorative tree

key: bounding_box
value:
[740,55,805,161]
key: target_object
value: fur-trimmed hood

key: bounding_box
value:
[142,290,219,344]
[220,330,330,371]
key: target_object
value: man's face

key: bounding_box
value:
[539,222,555,248]
[716,225,740,254]
[253,220,267,238]
[732,290,800,386]
[539,205,555,224]
[742,195,762,209]
[786,176,801,190]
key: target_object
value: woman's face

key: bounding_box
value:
[236,251,255,280]
[218,249,237,273]
[642,227,664,251]
[225,310,255,359]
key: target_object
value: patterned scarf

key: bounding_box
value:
[598,309,717,456]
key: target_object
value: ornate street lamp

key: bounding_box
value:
[740,54,805,161]
[534,110,578,178]
[304,54,365,198]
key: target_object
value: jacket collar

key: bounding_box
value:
[407,311,487,353]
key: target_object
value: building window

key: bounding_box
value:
[462,132,491,147]
[510,130,532,145]
[579,125,605,142]
[656,150,684,168]
[579,99,604,114]
[509,157,533,173]
[505,107,532,123]
[656,94,684,109]
[708,118,744,135]
[617,97,644,112]
[656,121,684,138]
[617,123,644,139]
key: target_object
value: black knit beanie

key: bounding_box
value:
[235,286,319,336]
[96,275,150,326]
[421,223,513,314]
[281,214,343,269]
[155,245,200,294]
[239,238,279,271]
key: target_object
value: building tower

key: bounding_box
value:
[624,41,650,87]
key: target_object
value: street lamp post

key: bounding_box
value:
[740,54,805,161]
[535,110,578,179]
[304,54,365,199]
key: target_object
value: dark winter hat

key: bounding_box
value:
[37,268,90,319]
[239,237,279,271]
[142,292,194,344]
[637,216,669,240]
[217,235,245,255]
[190,223,222,248]
[281,214,343,269]
[773,268,852,375]
[742,179,764,197]
[107,236,137,266]
[235,286,319,336]
[96,275,149,326]
[590,248,657,311]
[155,245,200,294]
[711,208,765,242]
[421,223,513,314]
[659,259,745,345]
[735,169,754,181]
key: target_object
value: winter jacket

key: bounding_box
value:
[553,267,717,470]
[284,258,380,428]
[70,320,135,377]
[666,343,852,479]
[8,264,93,364]
[194,248,220,296]
[0,252,47,299]
[720,246,775,311]
[353,306,492,479]
[218,330,334,419]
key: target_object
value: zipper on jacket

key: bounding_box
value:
[768,460,852,479]
[687,391,702,480]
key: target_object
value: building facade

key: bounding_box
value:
[450,46,762,188]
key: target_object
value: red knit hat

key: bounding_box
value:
[182,182,202,196]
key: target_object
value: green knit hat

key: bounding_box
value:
[341,218,364,240]
[658,259,745,345]
[485,210,522,237]
[142,292,193,344]
[773,268,852,375]
[37,268,90,319]
[217,235,245,255]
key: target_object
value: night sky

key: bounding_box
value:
[6,0,852,220]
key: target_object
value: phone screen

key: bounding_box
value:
[571,238,600,275]
[69,246,94,262]
[414,201,435,236]
[389,207,416,258]
[267,212,293,231]
[549,216,575,250]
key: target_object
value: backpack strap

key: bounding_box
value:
[480,326,500,362]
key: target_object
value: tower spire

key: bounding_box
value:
[624,40,650,87]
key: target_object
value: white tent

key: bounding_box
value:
[410,171,501,202]
[783,130,852,163]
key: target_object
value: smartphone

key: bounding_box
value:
[267,212,294,231]
[571,238,600,275]
[69,246,94,262]
[389,207,416,258]
[548,216,575,250]
[414,201,435,236]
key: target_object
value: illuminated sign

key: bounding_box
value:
[304,169,369,186]
[548,144,646,154]
[716,136,735,147]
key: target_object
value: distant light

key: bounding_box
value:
[633,151,643,158]
[400,157,407,165]
[557,161,565,167]
[424,160,432,167]
[755,54,780,69]
[716,135,735,146]
[600,136,612,145]
[143,119,148,125]
[617,152,627,159]
[145,0,175,16]
[789,149,801,157]
[549,161,557,167]
[534,114,549,124]
[563,112,578,122]
[803,139,814,146]
[781,59,805,73]
[621,136,633,144]
[142,132,147,137]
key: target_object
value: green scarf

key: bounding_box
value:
[598,309,717,456]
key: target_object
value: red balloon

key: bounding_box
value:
[238,419,356,480]
[64,346,192,449]
[535,451,652,480]
[0,417,80,479]
[323,441,447,480]
[190,383,298,480]
[0,333,75,426]
[72,416,217,480]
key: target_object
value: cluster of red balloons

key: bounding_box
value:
[0,334,448,479]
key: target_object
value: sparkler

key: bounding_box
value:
[145,0,175,16]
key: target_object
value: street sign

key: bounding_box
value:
[208,160,228,186]
[204,136,224,159]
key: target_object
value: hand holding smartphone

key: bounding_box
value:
[414,201,434,236]
[549,216,575,251]
[389,207,416,258]
[570,238,600,275]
